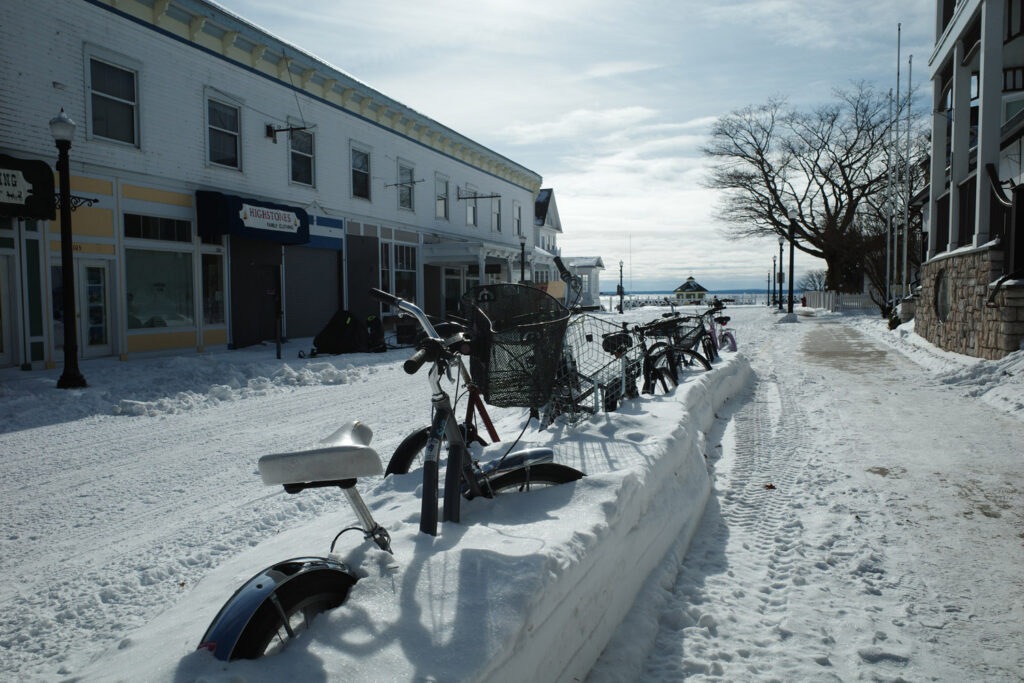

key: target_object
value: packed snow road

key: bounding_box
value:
[589,310,1024,681]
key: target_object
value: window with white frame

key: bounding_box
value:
[352,146,370,199]
[290,129,314,186]
[513,202,522,236]
[207,98,240,168]
[436,174,449,219]
[491,196,501,232]
[89,57,138,145]
[380,241,418,307]
[466,185,478,226]
[398,162,414,210]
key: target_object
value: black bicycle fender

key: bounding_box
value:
[386,427,430,476]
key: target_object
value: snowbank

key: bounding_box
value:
[79,355,751,682]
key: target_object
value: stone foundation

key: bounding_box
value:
[917,246,1024,360]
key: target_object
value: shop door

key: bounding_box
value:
[0,255,11,367]
[51,260,114,359]
[79,261,112,358]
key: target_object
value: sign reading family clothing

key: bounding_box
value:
[0,154,55,219]
[238,203,302,235]
[196,190,309,244]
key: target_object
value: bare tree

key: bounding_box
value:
[857,132,930,314]
[703,83,913,292]
[797,269,827,291]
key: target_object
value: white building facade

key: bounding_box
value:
[0,0,546,367]
[922,0,1024,358]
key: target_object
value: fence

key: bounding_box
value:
[600,293,770,311]
[803,291,877,312]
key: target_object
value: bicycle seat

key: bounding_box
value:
[715,316,730,326]
[258,420,383,487]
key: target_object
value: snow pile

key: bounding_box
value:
[85,353,749,682]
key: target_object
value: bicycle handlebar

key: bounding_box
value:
[404,347,431,374]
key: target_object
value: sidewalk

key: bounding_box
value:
[590,313,1024,681]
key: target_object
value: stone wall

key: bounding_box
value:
[917,246,1024,359]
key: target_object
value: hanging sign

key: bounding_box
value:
[0,154,55,219]
[1,168,29,205]
[238,203,301,234]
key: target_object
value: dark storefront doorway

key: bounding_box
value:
[230,237,281,348]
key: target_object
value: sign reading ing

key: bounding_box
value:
[239,203,301,234]
[1,168,30,205]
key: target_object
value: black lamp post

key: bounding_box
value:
[518,233,526,283]
[777,236,784,311]
[771,255,776,306]
[786,209,797,314]
[50,109,87,389]
[766,271,771,307]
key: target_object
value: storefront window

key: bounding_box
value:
[126,249,193,329]
[202,253,225,325]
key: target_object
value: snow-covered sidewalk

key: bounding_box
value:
[589,310,1024,681]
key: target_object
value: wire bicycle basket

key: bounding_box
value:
[546,314,644,424]
[461,284,571,409]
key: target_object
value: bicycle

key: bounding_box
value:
[198,286,584,662]
[644,314,713,374]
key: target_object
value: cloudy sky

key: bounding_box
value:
[227,0,933,291]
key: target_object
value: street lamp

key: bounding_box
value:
[50,108,87,389]
[518,233,526,283]
[786,209,797,314]
[771,255,776,307]
[777,236,784,311]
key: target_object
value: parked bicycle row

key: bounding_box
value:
[197,268,739,662]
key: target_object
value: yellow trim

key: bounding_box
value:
[121,185,193,207]
[52,174,113,196]
[127,330,197,353]
[203,328,228,346]
[49,241,116,255]
[49,208,114,237]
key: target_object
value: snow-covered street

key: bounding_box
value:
[1,305,1021,681]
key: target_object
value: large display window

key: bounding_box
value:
[125,249,194,329]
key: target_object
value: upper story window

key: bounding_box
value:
[89,58,138,145]
[290,129,314,186]
[491,196,501,232]
[1009,0,1024,41]
[514,202,522,236]
[207,98,240,168]
[398,162,414,210]
[351,147,370,199]
[435,175,449,220]
[466,185,478,226]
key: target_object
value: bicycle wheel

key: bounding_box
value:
[672,347,712,374]
[229,564,356,660]
[645,342,679,393]
[719,331,737,352]
[483,463,584,495]
[701,333,718,362]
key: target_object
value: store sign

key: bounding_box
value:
[238,203,301,234]
[0,154,54,219]
[1,168,29,205]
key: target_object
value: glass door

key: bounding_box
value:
[79,261,112,358]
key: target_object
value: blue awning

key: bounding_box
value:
[196,190,309,244]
